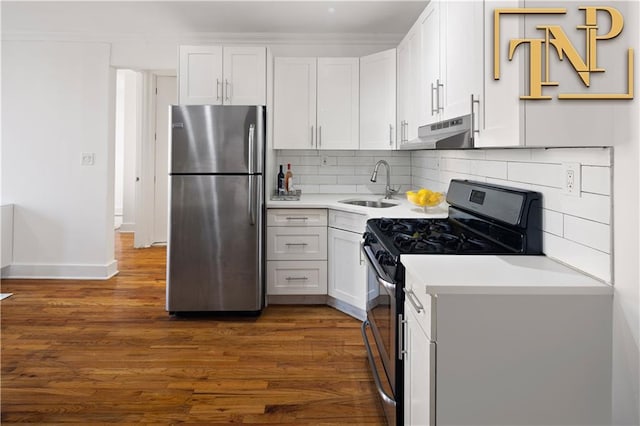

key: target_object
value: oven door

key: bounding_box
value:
[361,243,400,426]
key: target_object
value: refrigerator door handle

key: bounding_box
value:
[248,124,255,173]
[248,176,256,226]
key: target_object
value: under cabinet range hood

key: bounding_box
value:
[400,114,474,150]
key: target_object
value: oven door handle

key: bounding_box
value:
[361,320,397,408]
[361,243,397,292]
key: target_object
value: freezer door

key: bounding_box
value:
[167,174,264,312]
[170,105,264,174]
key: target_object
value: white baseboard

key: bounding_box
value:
[1,260,119,280]
[119,222,135,233]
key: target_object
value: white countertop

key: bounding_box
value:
[402,254,612,296]
[267,193,449,219]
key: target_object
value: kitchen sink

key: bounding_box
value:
[339,199,398,208]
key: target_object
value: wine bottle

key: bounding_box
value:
[285,163,294,193]
[277,165,285,195]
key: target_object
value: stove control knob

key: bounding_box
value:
[363,232,377,245]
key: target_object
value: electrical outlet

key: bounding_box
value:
[321,155,329,166]
[81,153,95,166]
[563,162,581,196]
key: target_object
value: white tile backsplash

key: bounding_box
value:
[276,147,613,283]
[275,150,411,195]
[410,147,613,283]
[582,166,611,196]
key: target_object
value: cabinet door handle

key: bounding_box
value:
[318,126,322,148]
[389,124,393,146]
[225,79,230,101]
[470,94,480,142]
[404,288,424,313]
[285,243,308,246]
[431,82,438,115]
[285,216,308,221]
[311,125,314,147]
[216,79,221,101]
[437,79,444,112]
[285,276,308,281]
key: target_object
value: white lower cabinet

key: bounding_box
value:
[266,260,327,295]
[266,209,327,296]
[402,268,612,426]
[327,210,368,319]
[404,303,435,426]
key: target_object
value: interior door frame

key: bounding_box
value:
[134,70,176,248]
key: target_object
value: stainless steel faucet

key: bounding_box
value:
[370,160,399,199]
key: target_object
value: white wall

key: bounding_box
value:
[1,41,117,279]
[611,4,640,424]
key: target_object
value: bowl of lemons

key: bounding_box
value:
[406,188,445,210]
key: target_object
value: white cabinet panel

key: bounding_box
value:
[404,300,435,426]
[328,209,367,234]
[274,57,359,150]
[267,208,327,227]
[419,2,441,127]
[360,49,397,150]
[273,57,317,149]
[267,226,327,261]
[317,58,359,150]
[222,47,266,105]
[179,45,223,105]
[179,45,266,106]
[267,260,327,295]
[328,227,367,311]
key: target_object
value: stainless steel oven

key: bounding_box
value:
[360,179,543,426]
[361,243,404,426]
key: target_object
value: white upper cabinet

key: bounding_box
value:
[419,0,483,127]
[273,57,359,150]
[360,49,397,150]
[222,47,267,106]
[476,0,525,147]
[273,57,317,150]
[397,26,420,146]
[419,2,441,127]
[178,45,266,105]
[317,58,359,150]
[441,1,483,120]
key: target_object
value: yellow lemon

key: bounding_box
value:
[418,193,429,206]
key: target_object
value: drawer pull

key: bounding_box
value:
[285,217,308,221]
[404,288,424,313]
[285,243,308,246]
[285,276,308,281]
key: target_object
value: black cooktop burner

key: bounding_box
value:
[368,217,513,256]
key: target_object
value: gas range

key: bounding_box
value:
[360,179,542,426]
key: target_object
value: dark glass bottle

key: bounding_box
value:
[277,164,285,195]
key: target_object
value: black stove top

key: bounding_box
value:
[363,180,543,264]
[368,217,508,256]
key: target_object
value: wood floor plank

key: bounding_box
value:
[1,232,385,424]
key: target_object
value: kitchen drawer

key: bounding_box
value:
[328,209,367,234]
[267,209,327,227]
[405,267,436,341]
[267,260,328,295]
[266,226,327,261]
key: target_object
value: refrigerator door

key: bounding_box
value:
[167,174,264,312]
[170,105,264,174]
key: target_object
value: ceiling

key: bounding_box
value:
[1,1,429,39]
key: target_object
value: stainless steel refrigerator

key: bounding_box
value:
[166,105,265,314]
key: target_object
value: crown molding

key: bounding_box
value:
[1,30,403,46]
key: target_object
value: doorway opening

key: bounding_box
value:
[113,70,176,249]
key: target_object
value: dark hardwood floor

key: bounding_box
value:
[1,232,385,424]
